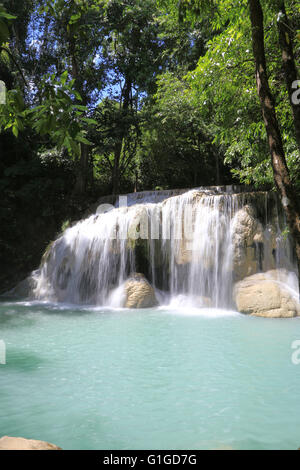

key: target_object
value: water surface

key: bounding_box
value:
[0,301,299,450]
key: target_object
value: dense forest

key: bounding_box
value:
[0,0,299,292]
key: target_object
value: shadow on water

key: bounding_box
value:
[0,300,98,323]
[0,310,37,330]
[2,349,46,372]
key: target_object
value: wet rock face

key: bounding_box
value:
[231,205,277,282]
[231,205,264,281]
[0,436,62,450]
[124,273,158,309]
[234,270,300,318]
[171,201,278,284]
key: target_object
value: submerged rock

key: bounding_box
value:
[124,273,158,309]
[0,436,61,450]
[234,270,300,318]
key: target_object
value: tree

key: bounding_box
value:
[248,0,300,289]
[167,0,300,285]
[138,72,228,189]
[29,0,106,194]
[100,0,163,195]
[275,0,300,152]
[91,98,140,194]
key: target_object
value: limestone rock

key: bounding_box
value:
[124,273,158,309]
[234,270,300,318]
[0,436,61,450]
[231,205,273,282]
[232,205,263,281]
[127,206,149,241]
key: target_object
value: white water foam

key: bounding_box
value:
[31,188,298,309]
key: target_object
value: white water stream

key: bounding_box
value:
[32,187,298,307]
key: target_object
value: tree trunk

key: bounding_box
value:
[248,0,300,291]
[111,79,131,196]
[276,0,300,152]
[69,30,91,196]
[112,141,122,196]
[134,169,138,193]
[215,152,220,185]
[73,143,90,195]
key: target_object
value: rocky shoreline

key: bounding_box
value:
[0,436,61,450]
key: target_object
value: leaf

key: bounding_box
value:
[0,22,9,44]
[70,139,80,156]
[75,134,92,145]
[81,117,98,126]
[72,104,87,112]
[69,13,81,25]
[16,117,24,131]
[12,125,18,138]
[0,11,17,20]
[63,135,72,151]
[74,90,82,101]
[60,71,68,85]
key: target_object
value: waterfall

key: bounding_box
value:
[32,187,298,308]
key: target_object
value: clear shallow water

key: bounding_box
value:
[0,301,300,450]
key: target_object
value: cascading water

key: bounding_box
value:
[32,187,298,308]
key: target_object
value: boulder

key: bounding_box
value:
[0,436,61,450]
[124,273,158,309]
[234,270,300,318]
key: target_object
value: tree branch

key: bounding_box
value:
[0,46,28,87]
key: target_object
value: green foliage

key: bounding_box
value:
[1,0,300,290]
[137,71,230,189]
[0,88,26,137]
[28,72,93,156]
[90,97,141,192]
[61,220,71,232]
[0,71,94,156]
[182,0,300,187]
[0,3,16,45]
[281,226,290,241]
